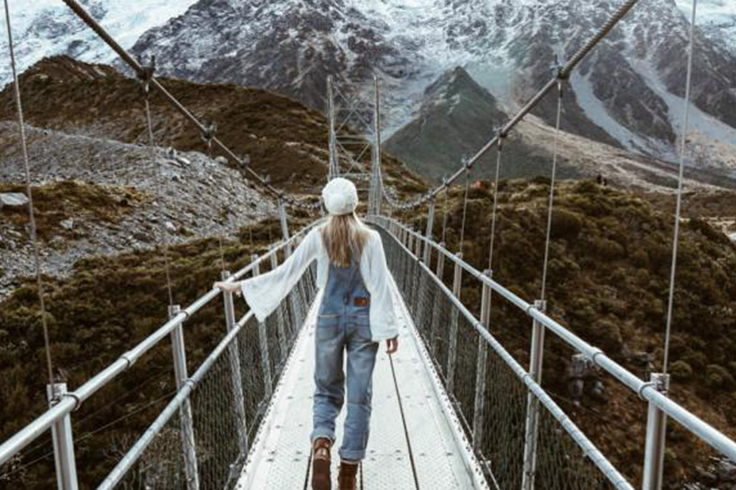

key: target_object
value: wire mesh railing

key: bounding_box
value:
[99,262,317,490]
[0,221,320,490]
[374,220,637,490]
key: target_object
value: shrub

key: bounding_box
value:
[590,318,623,352]
[551,208,583,238]
[706,364,736,390]
[669,360,693,380]
[631,249,649,269]
[634,268,650,287]
[592,237,625,260]
[682,351,708,371]
[573,180,600,195]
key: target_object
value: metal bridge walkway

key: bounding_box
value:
[237,281,485,489]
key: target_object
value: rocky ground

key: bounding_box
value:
[0,122,275,299]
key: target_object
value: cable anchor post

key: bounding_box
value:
[277,197,292,257]
[522,299,547,490]
[270,254,291,360]
[46,383,80,490]
[472,269,493,452]
[168,304,200,490]
[446,252,464,395]
[250,257,274,397]
[422,200,435,265]
[220,271,249,455]
[429,241,447,356]
[642,373,670,490]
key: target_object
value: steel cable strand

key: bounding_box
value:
[3,0,55,387]
[486,134,506,274]
[539,80,565,303]
[139,62,176,307]
[662,0,698,376]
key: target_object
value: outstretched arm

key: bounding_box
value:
[215,228,321,322]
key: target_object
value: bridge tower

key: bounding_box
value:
[326,75,383,216]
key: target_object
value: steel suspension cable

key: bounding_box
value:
[540,80,566,303]
[663,0,698,376]
[3,0,55,387]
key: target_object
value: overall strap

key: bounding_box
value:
[342,244,363,303]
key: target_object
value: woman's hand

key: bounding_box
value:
[214,281,242,296]
[386,336,399,354]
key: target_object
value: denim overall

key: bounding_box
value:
[311,251,378,462]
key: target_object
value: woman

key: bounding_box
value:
[215,178,399,490]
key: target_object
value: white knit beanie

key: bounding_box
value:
[322,178,359,216]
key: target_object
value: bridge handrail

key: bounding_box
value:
[375,218,635,489]
[0,221,319,467]
[97,309,255,490]
[375,216,736,463]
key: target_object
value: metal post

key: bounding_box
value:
[251,257,274,397]
[270,254,290,360]
[46,384,79,490]
[327,76,339,180]
[446,253,464,393]
[522,299,546,490]
[415,205,435,333]
[371,75,383,217]
[169,304,200,490]
[423,203,435,265]
[473,270,492,451]
[278,198,292,257]
[411,230,423,312]
[430,245,446,355]
[221,271,249,455]
[642,373,670,490]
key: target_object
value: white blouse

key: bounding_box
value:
[240,226,400,342]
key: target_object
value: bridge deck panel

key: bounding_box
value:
[237,280,481,489]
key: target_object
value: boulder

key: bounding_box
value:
[0,192,29,208]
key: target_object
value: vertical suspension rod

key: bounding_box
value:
[4,0,55,387]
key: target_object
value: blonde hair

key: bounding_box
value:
[320,213,369,267]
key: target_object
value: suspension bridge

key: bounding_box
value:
[1,0,735,489]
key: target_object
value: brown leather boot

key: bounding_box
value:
[338,461,359,490]
[311,438,332,490]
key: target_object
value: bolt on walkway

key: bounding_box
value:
[237,280,487,490]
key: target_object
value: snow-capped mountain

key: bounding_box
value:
[2,0,736,175]
[127,0,736,173]
[0,0,197,86]
[676,0,736,56]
